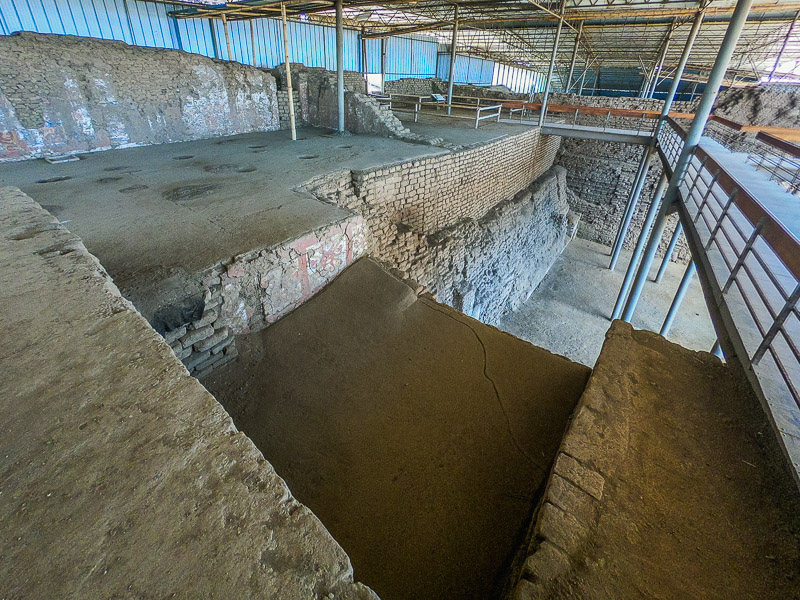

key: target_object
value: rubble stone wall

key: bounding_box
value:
[160,214,366,378]
[0,32,281,161]
[541,93,691,262]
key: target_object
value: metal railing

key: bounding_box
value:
[661,117,800,410]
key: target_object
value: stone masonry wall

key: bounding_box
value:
[0,32,280,161]
[543,93,690,262]
[159,215,365,378]
[302,129,570,324]
[276,90,304,130]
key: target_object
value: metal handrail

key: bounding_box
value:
[661,117,800,409]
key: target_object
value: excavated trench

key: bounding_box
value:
[203,258,591,600]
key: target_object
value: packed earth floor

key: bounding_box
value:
[500,237,717,367]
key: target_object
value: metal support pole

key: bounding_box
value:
[655,222,683,282]
[648,22,674,98]
[539,4,565,126]
[281,3,297,141]
[361,26,368,95]
[578,57,589,95]
[565,21,583,94]
[660,260,696,336]
[222,15,232,61]
[250,20,256,66]
[609,10,703,273]
[769,10,799,82]
[447,5,459,116]
[335,0,345,133]
[622,0,754,323]
[612,174,669,320]
[380,37,386,92]
[609,147,653,270]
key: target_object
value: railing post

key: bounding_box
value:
[721,216,764,293]
[622,0,754,322]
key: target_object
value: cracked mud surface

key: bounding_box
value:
[203,258,591,600]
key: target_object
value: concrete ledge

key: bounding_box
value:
[0,187,377,599]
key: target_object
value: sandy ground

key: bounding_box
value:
[500,237,717,367]
[527,323,800,599]
[203,258,591,600]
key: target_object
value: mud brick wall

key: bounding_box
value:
[0,32,280,161]
[160,215,366,378]
[303,131,572,324]
[276,91,304,129]
[541,94,691,263]
[346,127,560,235]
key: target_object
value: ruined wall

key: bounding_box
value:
[0,32,280,161]
[159,215,365,378]
[713,84,800,128]
[273,64,438,143]
[543,93,690,262]
[303,129,571,324]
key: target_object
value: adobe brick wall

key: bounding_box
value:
[302,129,573,324]
[540,93,691,263]
[385,77,524,101]
[0,32,280,161]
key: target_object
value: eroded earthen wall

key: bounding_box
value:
[303,130,574,324]
[0,32,281,160]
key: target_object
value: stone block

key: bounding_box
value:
[553,453,605,501]
[534,502,589,555]
[522,540,571,582]
[181,324,214,347]
[194,326,230,352]
[163,325,186,344]
[182,349,211,370]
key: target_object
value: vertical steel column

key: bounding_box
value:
[447,5,459,116]
[655,222,683,282]
[648,22,674,98]
[281,3,297,141]
[769,11,799,81]
[361,26,368,95]
[222,15,232,60]
[622,0,754,323]
[611,174,668,320]
[660,259,696,335]
[609,8,704,272]
[539,5,565,126]
[336,0,345,133]
[565,21,583,94]
[578,57,589,95]
[250,20,256,66]
[380,37,387,92]
[609,147,653,271]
